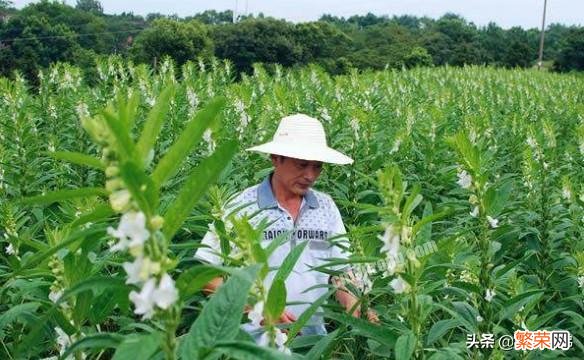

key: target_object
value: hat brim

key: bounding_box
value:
[246,141,353,165]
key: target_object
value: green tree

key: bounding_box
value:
[349,23,418,69]
[478,22,507,65]
[212,18,301,73]
[189,10,233,25]
[423,14,482,66]
[294,21,352,70]
[554,28,584,72]
[404,46,433,68]
[19,0,111,53]
[502,27,535,68]
[0,14,82,79]
[75,0,103,14]
[130,18,213,67]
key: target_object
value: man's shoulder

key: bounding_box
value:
[311,188,339,210]
[226,183,260,212]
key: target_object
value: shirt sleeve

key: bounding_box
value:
[194,223,222,265]
[328,200,352,272]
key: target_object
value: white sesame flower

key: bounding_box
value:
[379,224,400,257]
[54,327,72,356]
[390,138,402,154]
[258,331,270,347]
[577,275,584,289]
[390,276,410,294]
[203,129,215,153]
[248,301,264,327]
[107,212,150,252]
[186,87,199,109]
[49,290,63,303]
[379,224,400,276]
[457,169,472,189]
[476,315,483,323]
[486,216,499,229]
[5,243,15,255]
[76,102,89,120]
[274,328,291,354]
[129,278,156,319]
[123,256,160,285]
[258,328,291,354]
[526,136,537,148]
[562,187,572,201]
[153,273,179,309]
[470,206,479,218]
[397,315,405,323]
[274,327,288,347]
[484,289,496,302]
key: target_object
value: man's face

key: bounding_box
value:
[271,156,323,196]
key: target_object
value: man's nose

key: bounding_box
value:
[304,167,320,182]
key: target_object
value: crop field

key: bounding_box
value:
[0,57,583,359]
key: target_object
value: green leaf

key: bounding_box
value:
[287,289,336,341]
[152,96,226,186]
[427,319,460,345]
[101,109,136,161]
[49,151,105,170]
[483,181,512,216]
[273,241,308,284]
[0,302,40,337]
[112,331,163,360]
[265,279,286,323]
[180,265,259,359]
[136,85,175,162]
[304,328,342,359]
[57,277,128,308]
[163,140,238,240]
[433,303,476,334]
[176,265,224,299]
[264,230,292,257]
[119,161,159,216]
[11,226,105,277]
[20,188,107,205]
[213,340,294,359]
[498,290,544,321]
[60,333,124,360]
[325,311,397,346]
[402,184,422,219]
[90,288,129,324]
[395,331,416,360]
[415,202,433,245]
[70,204,115,229]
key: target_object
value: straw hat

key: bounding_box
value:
[246,114,353,165]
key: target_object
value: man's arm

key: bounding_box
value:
[202,276,223,296]
[332,271,379,323]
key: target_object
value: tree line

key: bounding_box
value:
[0,0,582,82]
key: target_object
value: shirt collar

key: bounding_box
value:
[257,173,319,210]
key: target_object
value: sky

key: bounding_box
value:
[11,0,584,29]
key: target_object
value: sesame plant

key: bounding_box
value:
[1,58,583,359]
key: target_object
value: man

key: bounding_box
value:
[195,114,377,339]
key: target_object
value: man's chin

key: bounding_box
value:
[294,186,310,195]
